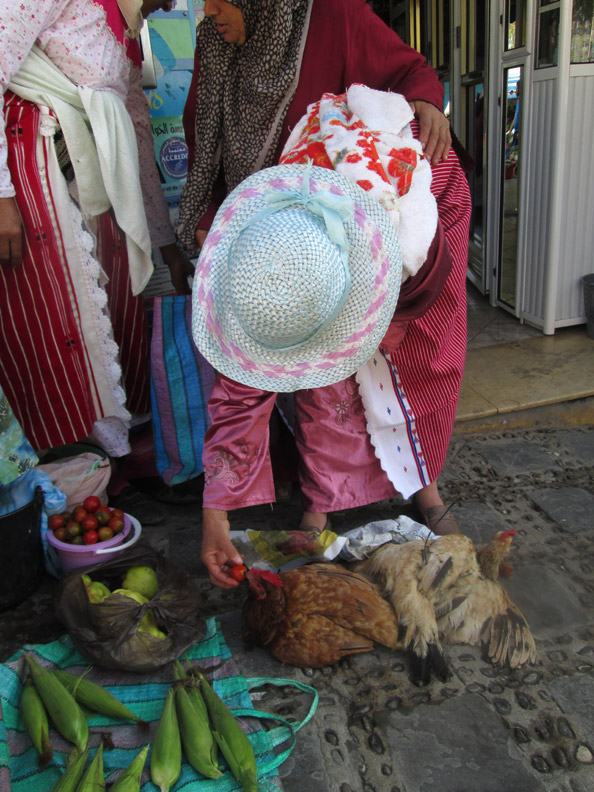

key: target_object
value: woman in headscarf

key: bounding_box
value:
[179,0,454,252]
[0,0,193,461]
[179,0,472,587]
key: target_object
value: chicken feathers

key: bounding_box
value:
[355,531,536,684]
[242,563,402,667]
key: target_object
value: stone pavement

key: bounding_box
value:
[1,423,593,792]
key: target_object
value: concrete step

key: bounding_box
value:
[455,327,594,434]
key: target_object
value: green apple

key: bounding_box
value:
[121,566,159,599]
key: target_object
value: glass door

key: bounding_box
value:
[461,1,488,291]
[493,0,528,310]
[498,66,522,307]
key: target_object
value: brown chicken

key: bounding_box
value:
[354,530,537,686]
[241,563,404,668]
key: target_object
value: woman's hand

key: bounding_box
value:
[201,508,245,588]
[0,197,23,267]
[195,228,209,248]
[409,100,452,165]
[159,242,195,295]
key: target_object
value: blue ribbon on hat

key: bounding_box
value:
[263,168,354,256]
[233,168,354,348]
[240,167,353,263]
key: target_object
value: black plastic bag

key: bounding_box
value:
[54,541,206,672]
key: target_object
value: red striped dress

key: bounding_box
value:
[0,93,150,452]
[0,1,173,452]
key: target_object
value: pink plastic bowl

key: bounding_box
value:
[47,513,141,574]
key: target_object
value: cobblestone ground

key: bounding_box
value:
[1,425,593,792]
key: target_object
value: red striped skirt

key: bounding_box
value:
[0,93,150,451]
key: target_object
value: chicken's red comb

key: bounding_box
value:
[499,530,516,541]
[247,569,283,587]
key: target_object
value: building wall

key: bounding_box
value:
[521,76,556,327]
[558,74,594,323]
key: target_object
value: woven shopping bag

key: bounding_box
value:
[0,616,318,791]
[150,295,216,486]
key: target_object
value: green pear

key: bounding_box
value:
[121,566,159,599]
[111,587,148,604]
[111,588,159,633]
[142,624,167,640]
[86,581,111,603]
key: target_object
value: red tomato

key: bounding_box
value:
[81,515,99,532]
[98,526,114,542]
[110,508,125,521]
[107,516,125,534]
[83,530,98,545]
[83,495,102,513]
[66,521,82,539]
[48,514,65,531]
[94,508,111,525]
[53,526,68,543]
[73,506,87,523]
[229,564,247,582]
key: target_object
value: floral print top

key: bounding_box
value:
[0,0,174,247]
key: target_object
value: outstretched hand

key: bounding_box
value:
[201,508,245,588]
[159,242,195,295]
[410,100,452,165]
[0,197,23,267]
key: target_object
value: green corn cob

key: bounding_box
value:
[174,681,221,779]
[25,655,88,752]
[76,743,105,792]
[19,679,53,766]
[109,744,149,792]
[49,747,90,792]
[52,669,147,727]
[150,688,181,792]
[199,674,258,792]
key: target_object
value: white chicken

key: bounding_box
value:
[354,530,537,686]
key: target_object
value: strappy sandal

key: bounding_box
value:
[420,505,459,536]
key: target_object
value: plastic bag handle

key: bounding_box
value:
[231,676,319,777]
[95,515,141,554]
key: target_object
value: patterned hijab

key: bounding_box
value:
[177,0,312,254]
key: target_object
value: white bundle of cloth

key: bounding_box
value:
[281,83,438,281]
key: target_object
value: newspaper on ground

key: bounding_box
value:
[230,515,436,573]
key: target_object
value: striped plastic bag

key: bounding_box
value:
[150,295,216,486]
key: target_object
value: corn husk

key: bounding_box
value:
[174,680,221,779]
[49,747,90,792]
[25,655,88,752]
[109,744,149,792]
[150,687,181,792]
[173,660,208,722]
[76,743,105,792]
[52,669,147,727]
[198,673,258,792]
[19,679,53,766]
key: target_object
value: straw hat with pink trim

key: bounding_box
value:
[191,164,402,392]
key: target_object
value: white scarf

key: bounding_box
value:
[8,46,153,295]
